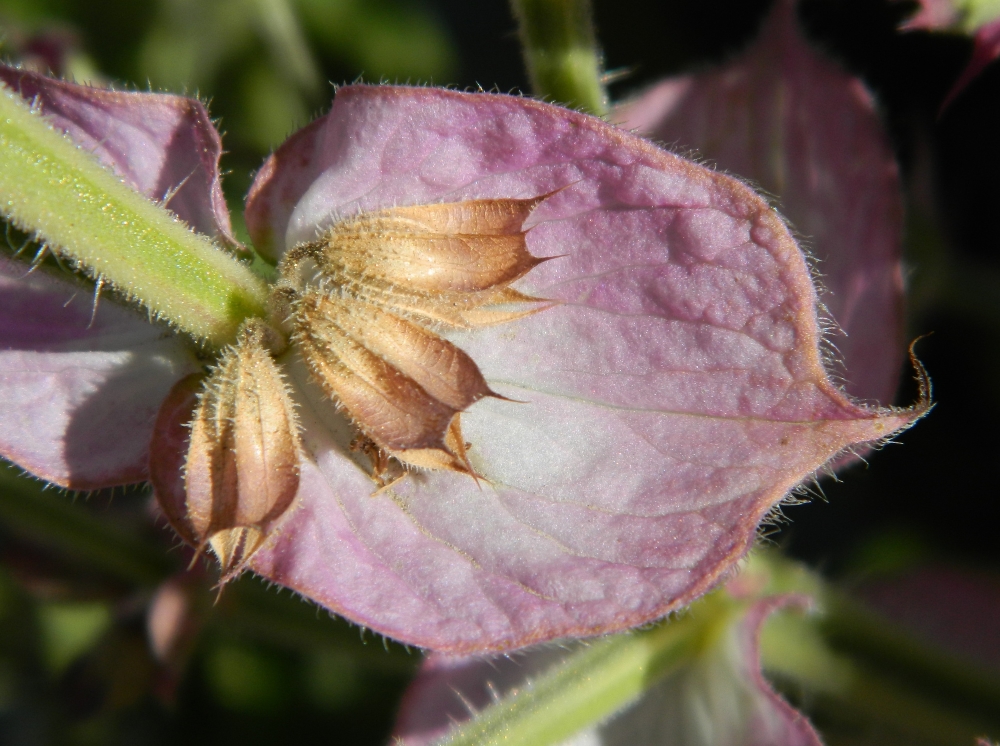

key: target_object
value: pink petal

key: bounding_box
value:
[0,65,239,249]
[941,18,1000,111]
[238,85,921,652]
[244,116,326,262]
[392,595,823,746]
[900,0,961,30]
[0,254,199,488]
[614,0,906,406]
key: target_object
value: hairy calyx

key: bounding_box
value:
[179,195,554,577]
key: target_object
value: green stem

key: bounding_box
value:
[762,610,1000,744]
[436,594,731,746]
[0,85,269,347]
[821,593,1000,729]
[252,0,324,97]
[510,0,607,115]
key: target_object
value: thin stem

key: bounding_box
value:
[752,551,1000,742]
[762,610,1000,744]
[510,0,607,115]
[821,592,1000,727]
[252,0,324,98]
[0,85,269,347]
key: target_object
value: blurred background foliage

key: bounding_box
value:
[1,0,999,744]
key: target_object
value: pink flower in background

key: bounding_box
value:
[393,588,823,746]
[899,0,1000,110]
[0,57,922,656]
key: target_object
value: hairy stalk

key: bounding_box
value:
[435,595,726,745]
[0,85,269,347]
[510,0,607,115]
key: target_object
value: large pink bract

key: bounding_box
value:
[0,69,921,652]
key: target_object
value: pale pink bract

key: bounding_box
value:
[0,70,921,652]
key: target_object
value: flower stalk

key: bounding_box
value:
[0,85,268,347]
[435,597,716,746]
[509,0,608,115]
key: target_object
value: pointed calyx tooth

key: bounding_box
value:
[294,290,481,475]
[280,195,556,329]
[293,195,551,296]
[279,195,558,479]
[184,319,301,578]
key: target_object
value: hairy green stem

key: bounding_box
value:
[436,595,732,746]
[510,0,607,115]
[0,85,269,347]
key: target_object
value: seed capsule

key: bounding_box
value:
[184,319,300,577]
[280,195,555,480]
[294,290,495,474]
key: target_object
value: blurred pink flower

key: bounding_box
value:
[393,588,822,746]
[0,63,921,653]
[899,0,1000,110]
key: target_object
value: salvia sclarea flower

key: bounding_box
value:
[0,20,924,659]
[390,4,925,742]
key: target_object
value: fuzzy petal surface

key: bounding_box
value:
[237,85,922,652]
[0,65,239,248]
[392,595,823,746]
[615,0,905,406]
[0,254,199,488]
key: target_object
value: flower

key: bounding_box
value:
[900,0,1000,111]
[392,576,823,746]
[0,63,923,654]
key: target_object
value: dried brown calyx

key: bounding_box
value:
[278,195,555,481]
[183,319,301,578]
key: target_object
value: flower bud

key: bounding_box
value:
[184,319,300,578]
